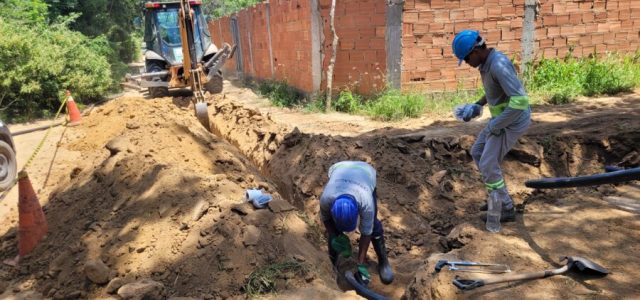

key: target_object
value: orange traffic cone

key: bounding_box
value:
[2,171,48,267]
[65,90,82,126]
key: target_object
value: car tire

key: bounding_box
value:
[0,140,17,191]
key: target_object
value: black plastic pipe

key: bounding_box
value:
[525,167,640,189]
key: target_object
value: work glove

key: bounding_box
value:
[355,264,371,286]
[453,104,482,122]
[330,234,352,258]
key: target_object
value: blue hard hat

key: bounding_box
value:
[331,194,358,232]
[452,30,483,66]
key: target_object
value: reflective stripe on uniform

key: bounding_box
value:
[485,178,505,191]
[488,102,507,117]
[508,95,529,110]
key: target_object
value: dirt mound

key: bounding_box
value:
[0,97,345,299]
[2,87,639,299]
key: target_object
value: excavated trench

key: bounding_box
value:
[205,94,640,299]
[1,91,638,300]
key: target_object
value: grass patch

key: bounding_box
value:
[364,89,426,121]
[244,260,309,297]
[526,52,640,104]
[257,80,304,107]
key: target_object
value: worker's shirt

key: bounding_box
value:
[319,161,376,235]
[480,49,531,132]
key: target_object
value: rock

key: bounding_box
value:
[65,291,83,299]
[231,203,251,216]
[179,223,189,231]
[168,298,200,300]
[429,170,448,186]
[401,134,424,143]
[458,135,475,150]
[403,252,460,300]
[106,277,127,294]
[268,199,295,213]
[445,223,478,250]
[396,143,410,154]
[105,136,132,156]
[509,138,543,166]
[243,225,261,246]
[126,121,140,130]
[421,148,434,160]
[192,200,210,221]
[117,279,165,300]
[84,259,111,284]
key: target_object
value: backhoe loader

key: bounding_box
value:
[124,0,235,130]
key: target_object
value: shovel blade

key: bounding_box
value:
[565,256,609,275]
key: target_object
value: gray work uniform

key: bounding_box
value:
[319,161,377,236]
[471,49,531,194]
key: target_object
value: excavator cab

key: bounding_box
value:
[125,1,236,130]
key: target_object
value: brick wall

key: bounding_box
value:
[209,0,387,95]
[402,0,526,92]
[318,0,387,94]
[401,0,640,92]
[536,0,640,59]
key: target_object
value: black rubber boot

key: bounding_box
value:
[372,235,394,284]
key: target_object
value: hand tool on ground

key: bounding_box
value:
[435,260,511,273]
[452,256,608,291]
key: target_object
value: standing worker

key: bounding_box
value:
[320,161,394,286]
[451,30,531,225]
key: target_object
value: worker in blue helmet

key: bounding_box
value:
[319,161,394,286]
[452,30,531,223]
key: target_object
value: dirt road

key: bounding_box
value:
[0,83,639,299]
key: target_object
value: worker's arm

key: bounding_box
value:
[357,235,372,264]
[487,60,529,134]
[475,95,487,106]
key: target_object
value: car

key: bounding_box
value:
[0,119,17,191]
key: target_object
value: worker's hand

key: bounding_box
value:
[454,104,482,122]
[487,121,504,136]
[355,264,371,286]
[330,234,352,258]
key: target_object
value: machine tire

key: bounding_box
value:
[0,140,17,192]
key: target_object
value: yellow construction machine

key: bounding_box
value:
[124,0,235,130]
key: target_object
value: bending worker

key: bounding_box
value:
[451,30,532,222]
[319,160,394,286]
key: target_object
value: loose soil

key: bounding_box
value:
[1,82,639,299]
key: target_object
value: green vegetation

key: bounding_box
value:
[257,80,303,107]
[202,0,261,18]
[299,52,640,120]
[244,260,309,297]
[0,0,141,122]
[526,52,640,104]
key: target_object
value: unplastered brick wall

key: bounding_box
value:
[402,0,526,92]
[210,1,315,92]
[210,0,388,96]
[402,0,640,92]
[536,0,640,59]
[319,0,388,94]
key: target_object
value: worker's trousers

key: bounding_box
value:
[471,123,529,203]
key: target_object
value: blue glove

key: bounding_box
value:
[454,104,482,122]
[462,104,482,122]
[355,264,371,286]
